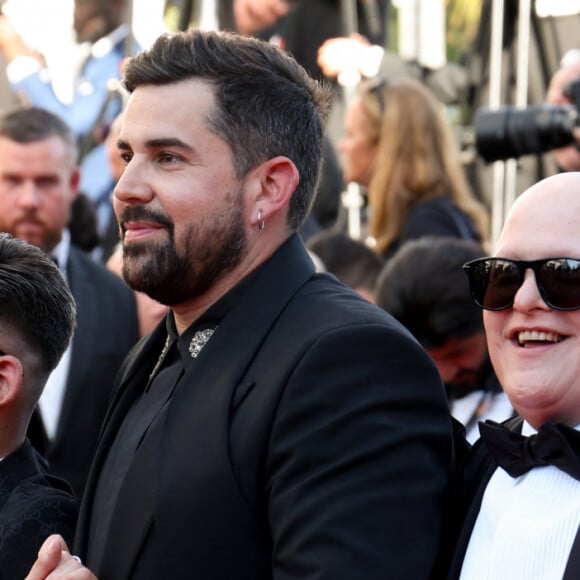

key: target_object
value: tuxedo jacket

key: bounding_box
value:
[0,440,77,580]
[445,416,580,579]
[28,245,140,497]
[75,235,455,579]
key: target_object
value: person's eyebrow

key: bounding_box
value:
[117,137,195,153]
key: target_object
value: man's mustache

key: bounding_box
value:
[118,206,173,229]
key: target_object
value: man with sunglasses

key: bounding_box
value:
[447,171,580,579]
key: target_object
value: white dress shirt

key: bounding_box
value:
[39,230,72,440]
[460,422,580,579]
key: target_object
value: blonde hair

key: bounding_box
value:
[360,77,489,254]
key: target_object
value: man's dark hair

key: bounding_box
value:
[0,106,78,163]
[0,233,76,374]
[307,229,384,293]
[376,237,486,348]
[122,28,331,231]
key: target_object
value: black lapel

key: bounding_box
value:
[446,416,524,579]
[73,321,169,558]
[97,403,164,579]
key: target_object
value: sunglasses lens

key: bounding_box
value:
[465,259,522,310]
[538,259,580,310]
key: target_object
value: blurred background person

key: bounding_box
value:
[0,233,77,579]
[376,237,513,443]
[317,31,467,110]
[68,190,101,254]
[307,228,383,303]
[339,76,489,259]
[0,105,139,497]
[97,109,124,261]
[0,0,136,241]
[233,0,387,82]
[545,48,580,173]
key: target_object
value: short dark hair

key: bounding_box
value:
[307,229,384,293]
[122,29,331,231]
[0,233,76,374]
[375,237,486,348]
[0,106,78,164]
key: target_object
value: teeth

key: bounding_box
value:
[517,330,563,346]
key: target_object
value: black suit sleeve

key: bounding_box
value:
[0,469,77,580]
[266,322,455,579]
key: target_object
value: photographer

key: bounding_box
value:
[546,49,580,172]
[474,49,580,166]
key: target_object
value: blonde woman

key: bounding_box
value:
[339,76,489,259]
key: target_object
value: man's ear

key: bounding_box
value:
[248,156,300,225]
[69,167,81,202]
[0,355,23,407]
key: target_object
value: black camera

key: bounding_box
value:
[474,78,580,163]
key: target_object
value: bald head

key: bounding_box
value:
[496,172,580,259]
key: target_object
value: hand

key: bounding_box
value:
[317,34,372,78]
[233,0,291,35]
[25,535,97,580]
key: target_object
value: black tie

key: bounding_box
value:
[479,420,580,481]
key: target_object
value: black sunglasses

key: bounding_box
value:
[463,257,580,311]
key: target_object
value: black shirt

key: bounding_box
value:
[86,273,257,571]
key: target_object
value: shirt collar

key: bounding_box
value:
[50,229,71,274]
[166,263,262,367]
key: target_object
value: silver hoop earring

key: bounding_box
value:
[258,209,265,230]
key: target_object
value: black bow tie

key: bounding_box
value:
[479,420,580,481]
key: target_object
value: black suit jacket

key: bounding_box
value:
[446,416,580,579]
[75,235,455,579]
[0,440,77,580]
[28,245,140,497]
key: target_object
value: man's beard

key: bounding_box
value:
[0,215,64,254]
[445,357,495,400]
[121,194,246,306]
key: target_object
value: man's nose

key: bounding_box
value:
[16,181,41,207]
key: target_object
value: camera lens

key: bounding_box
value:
[474,104,578,162]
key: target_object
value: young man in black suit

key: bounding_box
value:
[0,106,140,498]
[0,233,77,579]
[448,171,580,579]
[28,29,455,579]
